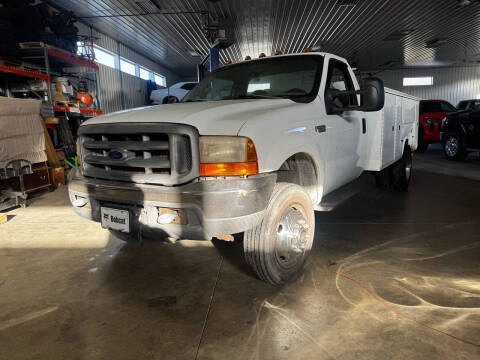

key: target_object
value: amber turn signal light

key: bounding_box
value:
[200,162,258,176]
[199,138,258,176]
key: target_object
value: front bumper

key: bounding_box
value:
[422,122,442,143]
[68,168,276,240]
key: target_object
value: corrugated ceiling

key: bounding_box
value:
[52,0,480,77]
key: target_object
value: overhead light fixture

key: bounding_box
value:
[426,38,448,48]
[458,0,472,7]
[336,0,359,6]
[383,29,415,41]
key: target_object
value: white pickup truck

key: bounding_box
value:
[69,52,419,285]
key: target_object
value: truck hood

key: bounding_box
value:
[82,99,295,135]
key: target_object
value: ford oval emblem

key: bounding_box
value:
[108,150,123,160]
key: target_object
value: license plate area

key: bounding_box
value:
[101,207,130,233]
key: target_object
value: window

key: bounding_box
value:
[403,77,433,86]
[457,101,469,110]
[154,73,166,87]
[439,101,457,112]
[325,60,357,108]
[94,46,116,69]
[139,67,151,80]
[190,78,234,101]
[247,83,270,93]
[180,83,197,91]
[183,56,322,103]
[120,58,136,76]
[76,41,86,56]
[244,64,317,97]
[420,101,457,113]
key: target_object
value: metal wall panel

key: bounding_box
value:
[378,66,480,106]
[121,71,148,109]
[97,64,123,114]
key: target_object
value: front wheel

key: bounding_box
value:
[443,132,467,161]
[243,183,315,285]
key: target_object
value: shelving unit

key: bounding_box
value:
[0,43,103,201]
[19,45,103,114]
[52,106,103,117]
[0,64,50,82]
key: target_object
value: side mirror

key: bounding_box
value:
[325,77,385,114]
[360,77,385,112]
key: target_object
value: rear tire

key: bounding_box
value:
[443,132,467,161]
[392,146,412,192]
[417,126,429,152]
[243,183,315,285]
[162,96,179,104]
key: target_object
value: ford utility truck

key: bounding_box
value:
[69,53,419,285]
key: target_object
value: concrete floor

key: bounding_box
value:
[1,144,479,360]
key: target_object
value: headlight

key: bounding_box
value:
[199,136,258,176]
[441,117,449,129]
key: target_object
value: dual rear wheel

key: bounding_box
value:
[375,146,412,192]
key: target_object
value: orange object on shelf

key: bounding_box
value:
[76,93,92,106]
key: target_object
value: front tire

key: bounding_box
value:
[443,132,467,161]
[243,183,315,285]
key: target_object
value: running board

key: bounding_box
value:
[314,174,371,212]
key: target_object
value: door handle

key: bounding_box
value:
[315,125,326,133]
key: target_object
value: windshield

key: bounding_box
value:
[183,55,323,103]
[420,101,457,113]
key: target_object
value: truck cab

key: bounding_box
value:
[441,99,480,160]
[69,52,418,285]
[417,100,457,152]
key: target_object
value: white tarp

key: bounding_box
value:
[0,97,46,168]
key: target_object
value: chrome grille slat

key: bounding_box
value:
[83,140,169,151]
[142,135,153,175]
[83,155,170,169]
[78,123,199,186]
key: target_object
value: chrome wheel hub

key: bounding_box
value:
[275,207,310,267]
[445,137,458,157]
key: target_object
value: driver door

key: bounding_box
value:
[323,59,363,191]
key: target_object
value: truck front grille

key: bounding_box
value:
[78,123,199,185]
